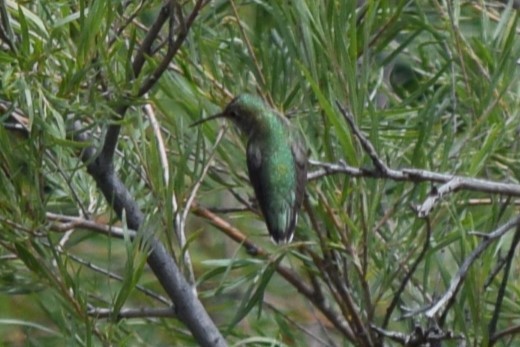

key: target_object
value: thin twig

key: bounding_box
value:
[330,271,374,346]
[99,2,172,166]
[132,3,171,78]
[183,126,228,220]
[179,126,227,288]
[314,256,369,345]
[488,225,520,345]
[207,207,250,214]
[336,102,389,174]
[491,323,520,343]
[303,193,372,345]
[425,214,520,319]
[47,212,134,239]
[137,0,208,97]
[66,252,171,306]
[191,203,356,341]
[144,103,170,187]
[191,202,265,256]
[416,179,462,217]
[483,254,506,289]
[264,301,337,347]
[108,0,146,47]
[45,151,90,218]
[382,218,431,329]
[143,103,197,288]
[88,306,175,319]
[371,324,462,345]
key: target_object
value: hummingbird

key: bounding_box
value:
[192,94,307,243]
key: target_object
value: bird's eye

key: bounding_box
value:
[229,110,238,118]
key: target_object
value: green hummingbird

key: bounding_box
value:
[192,94,307,243]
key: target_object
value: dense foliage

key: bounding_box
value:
[1,1,520,346]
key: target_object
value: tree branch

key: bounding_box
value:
[382,218,431,329]
[99,0,207,167]
[371,324,462,346]
[488,225,520,346]
[88,306,175,319]
[309,102,520,206]
[425,214,520,320]
[137,0,207,97]
[131,3,171,78]
[76,124,226,346]
[191,203,356,341]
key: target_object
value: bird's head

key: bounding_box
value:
[191,94,269,136]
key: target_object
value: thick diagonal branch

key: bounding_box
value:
[79,130,225,346]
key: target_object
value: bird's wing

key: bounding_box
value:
[246,135,306,243]
[246,140,290,243]
[291,134,308,213]
[246,140,267,227]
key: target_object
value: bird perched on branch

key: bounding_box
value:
[192,94,307,243]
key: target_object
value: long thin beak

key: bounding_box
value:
[190,112,225,127]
